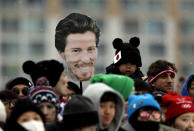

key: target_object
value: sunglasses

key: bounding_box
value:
[139,110,161,121]
[12,88,29,96]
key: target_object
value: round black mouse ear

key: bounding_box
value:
[22,60,36,74]
[129,37,140,47]
[113,38,123,50]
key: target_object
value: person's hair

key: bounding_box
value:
[165,117,176,127]
[100,92,117,104]
[0,89,18,101]
[147,59,178,77]
[187,76,194,89]
[55,13,100,52]
[67,81,82,95]
[134,79,153,94]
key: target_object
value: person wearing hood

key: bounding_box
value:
[83,83,125,131]
[181,74,194,100]
[90,74,134,125]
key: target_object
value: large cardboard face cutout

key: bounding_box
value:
[59,31,98,81]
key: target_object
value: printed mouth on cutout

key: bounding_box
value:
[75,64,93,73]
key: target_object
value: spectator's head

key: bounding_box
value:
[29,77,60,125]
[83,83,124,131]
[106,37,142,77]
[128,93,161,131]
[187,76,194,99]
[147,59,177,93]
[63,81,82,102]
[8,98,45,131]
[62,95,99,131]
[0,90,18,119]
[55,13,100,81]
[5,77,32,99]
[163,92,194,131]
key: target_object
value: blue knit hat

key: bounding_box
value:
[127,93,161,121]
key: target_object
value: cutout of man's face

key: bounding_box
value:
[59,31,97,81]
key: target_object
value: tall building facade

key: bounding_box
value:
[0,0,194,89]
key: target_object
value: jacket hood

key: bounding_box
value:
[181,74,194,96]
[83,83,124,131]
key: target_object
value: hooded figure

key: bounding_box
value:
[83,83,124,131]
[181,74,194,100]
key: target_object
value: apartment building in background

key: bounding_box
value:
[0,0,194,89]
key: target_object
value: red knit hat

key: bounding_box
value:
[162,92,194,121]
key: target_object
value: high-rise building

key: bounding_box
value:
[0,0,194,89]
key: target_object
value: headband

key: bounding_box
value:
[148,66,175,84]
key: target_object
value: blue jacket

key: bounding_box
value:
[181,74,194,96]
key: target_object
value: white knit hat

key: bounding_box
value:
[0,100,6,122]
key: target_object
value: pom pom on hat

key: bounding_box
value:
[127,93,161,121]
[162,92,194,121]
[90,74,134,100]
[129,36,140,47]
[22,60,36,75]
[113,38,123,50]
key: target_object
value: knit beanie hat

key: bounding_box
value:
[28,77,60,113]
[112,36,142,67]
[62,95,99,129]
[6,77,33,90]
[0,100,6,123]
[128,93,161,121]
[9,98,45,123]
[22,59,64,87]
[90,74,134,100]
[162,92,194,121]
